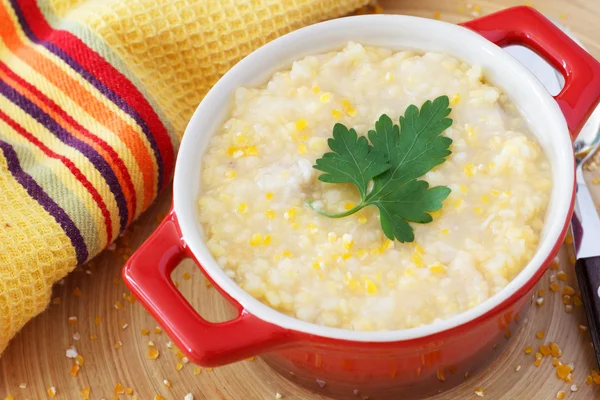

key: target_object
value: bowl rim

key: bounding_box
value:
[173,14,574,342]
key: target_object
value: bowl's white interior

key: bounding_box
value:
[174,15,573,342]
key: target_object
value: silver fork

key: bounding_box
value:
[571,113,600,368]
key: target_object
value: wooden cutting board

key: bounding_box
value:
[2,1,600,399]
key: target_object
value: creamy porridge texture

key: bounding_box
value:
[198,42,552,331]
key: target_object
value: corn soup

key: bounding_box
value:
[197,42,552,331]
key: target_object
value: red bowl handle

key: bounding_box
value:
[123,210,293,366]
[460,6,600,140]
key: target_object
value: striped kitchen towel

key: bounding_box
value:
[0,0,368,353]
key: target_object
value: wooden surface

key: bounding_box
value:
[2,1,600,399]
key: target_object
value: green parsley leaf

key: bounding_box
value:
[308,95,453,242]
[313,123,390,199]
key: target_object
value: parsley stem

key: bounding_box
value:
[306,200,367,218]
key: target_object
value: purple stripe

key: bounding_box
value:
[8,0,164,191]
[0,139,88,263]
[0,78,129,232]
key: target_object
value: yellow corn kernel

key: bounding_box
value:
[536,331,545,339]
[311,85,320,93]
[539,344,551,356]
[383,239,394,250]
[331,109,342,120]
[557,391,566,399]
[593,177,600,185]
[490,189,501,196]
[236,203,248,214]
[564,235,573,245]
[249,233,263,246]
[344,202,355,210]
[234,134,248,146]
[453,197,463,209]
[342,234,354,250]
[365,279,378,294]
[384,72,394,82]
[114,383,125,395]
[524,346,533,354]
[473,206,483,215]
[282,250,293,258]
[563,285,576,296]
[459,184,468,194]
[480,194,489,203]
[342,98,357,117]
[284,207,296,220]
[320,92,331,103]
[370,248,381,257]
[47,387,57,398]
[75,355,85,366]
[70,363,80,377]
[227,146,237,156]
[358,215,368,224]
[328,232,337,243]
[342,253,352,260]
[557,271,568,281]
[147,349,160,360]
[415,245,424,254]
[125,388,133,395]
[245,146,258,156]
[451,93,461,105]
[224,169,236,179]
[441,228,449,235]
[429,262,447,274]
[263,235,271,245]
[411,251,424,267]
[265,192,274,200]
[356,248,368,258]
[312,262,321,270]
[295,119,308,131]
[306,222,318,234]
[264,209,275,220]
[466,125,476,139]
[298,143,307,155]
[464,163,475,177]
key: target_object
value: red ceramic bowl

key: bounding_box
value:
[124,7,600,399]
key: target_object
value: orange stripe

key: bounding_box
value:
[0,63,136,227]
[0,107,114,243]
[0,1,156,209]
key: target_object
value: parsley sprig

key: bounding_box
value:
[308,95,453,242]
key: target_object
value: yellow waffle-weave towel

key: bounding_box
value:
[0,0,368,353]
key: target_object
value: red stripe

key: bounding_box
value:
[16,0,176,190]
[0,61,138,223]
[0,109,114,244]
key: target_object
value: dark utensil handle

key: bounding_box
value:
[575,257,600,366]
